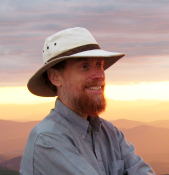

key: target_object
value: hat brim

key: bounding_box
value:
[27,49,125,97]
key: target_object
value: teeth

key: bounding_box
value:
[89,86,101,90]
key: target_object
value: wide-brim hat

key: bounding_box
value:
[28,27,125,97]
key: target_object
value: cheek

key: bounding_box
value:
[62,71,86,92]
[64,79,82,92]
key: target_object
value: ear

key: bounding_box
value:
[47,68,62,87]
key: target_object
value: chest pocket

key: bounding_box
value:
[109,160,126,175]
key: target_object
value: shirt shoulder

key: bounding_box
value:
[24,109,75,152]
[20,109,78,175]
[34,109,67,133]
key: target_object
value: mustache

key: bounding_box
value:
[84,80,105,88]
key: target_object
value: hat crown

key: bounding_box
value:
[43,27,98,63]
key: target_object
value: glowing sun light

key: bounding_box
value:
[0,81,169,104]
[105,81,169,101]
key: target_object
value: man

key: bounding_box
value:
[20,27,155,175]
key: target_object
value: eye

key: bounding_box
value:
[96,61,104,69]
[82,63,90,71]
[96,62,101,67]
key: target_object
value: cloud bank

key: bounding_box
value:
[0,0,169,85]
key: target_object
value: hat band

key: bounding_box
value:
[46,44,100,63]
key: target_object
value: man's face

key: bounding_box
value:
[57,57,106,117]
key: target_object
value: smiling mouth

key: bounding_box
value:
[85,85,104,94]
[88,86,102,90]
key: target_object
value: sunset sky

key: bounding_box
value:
[0,0,169,121]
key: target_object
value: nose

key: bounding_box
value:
[90,68,105,80]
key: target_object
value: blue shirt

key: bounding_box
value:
[20,99,156,175]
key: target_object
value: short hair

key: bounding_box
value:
[51,60,67,70]
[43,60,67,92]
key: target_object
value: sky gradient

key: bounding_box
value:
[0,0,169,121]
[1,0,169,85]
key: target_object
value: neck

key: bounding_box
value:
[58,97,88,119]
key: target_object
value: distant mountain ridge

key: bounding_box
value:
[148,120,169,128]
[0,156,21,171]
[0,120,38,160]
[111,119,169,129]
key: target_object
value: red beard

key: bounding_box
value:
[70,80,106,117]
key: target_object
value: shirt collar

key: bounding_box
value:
[54,99,102,137]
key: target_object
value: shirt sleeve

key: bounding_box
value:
[116,129,156,175]
[33,132,99,175]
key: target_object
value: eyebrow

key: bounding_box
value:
[74,58,87,62]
